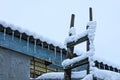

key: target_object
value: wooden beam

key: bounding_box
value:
[67,14,76,58]
[67,35,88,48]
[65,14,75,80]
[86,7,93,74]
[64,58,88,70]
[89,7,93,21]
[70,14,75,28]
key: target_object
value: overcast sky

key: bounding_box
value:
[0,0,120,65]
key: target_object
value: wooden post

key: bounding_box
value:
[33,57,35,78]
[89,7,93,21]
[65,14,75,80]
[70,14,75,29]
[87,7,93,74]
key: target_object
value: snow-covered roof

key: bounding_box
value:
[93,56,120,69]
[82,68,120,80]
[0,20,66,51]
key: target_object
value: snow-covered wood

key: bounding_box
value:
[36,70,86,80]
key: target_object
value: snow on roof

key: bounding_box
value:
[82,68,120,80]
[0,20,66,49]
[93,56,120,69]
[36,70,86,80]
[93,68,120,80]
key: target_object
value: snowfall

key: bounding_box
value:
[0,20,120,80]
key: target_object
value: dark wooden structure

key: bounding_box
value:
[64,7,93,80]
[64,7,120,80]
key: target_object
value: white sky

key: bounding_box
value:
[0,0,120,65]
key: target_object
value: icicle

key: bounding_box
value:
[98,63,100,69]
[108,66,110,70]
[12,31,14,40]
[118,70,120,73]
[41,42,43,48]
[34,39,36,53]
[48,45,50,50]
[103,65,105,70]
[54,47,56,58]
[27,37,29,51]
[60,49,63,63]
[113,68,115,72]
[20,33,22,42]
[3,28,6,40]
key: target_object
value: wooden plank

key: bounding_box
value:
[64,58,88,70]
[65,14,75,80]
[67,35,88,48]
[70,14,75,28]
[89,7,93,21]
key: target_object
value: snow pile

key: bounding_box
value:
[36,70,86,80]
[82,68,120,80]
[82,74,93,80]
[0,20,65,49]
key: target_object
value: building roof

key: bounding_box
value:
[0,20,67,54]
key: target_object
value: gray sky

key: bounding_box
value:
[0,0,120,65]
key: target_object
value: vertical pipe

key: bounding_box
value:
[27,37,29,51]
[12,31,14,40]
[34,39,36,53]
[3,28,6,40]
